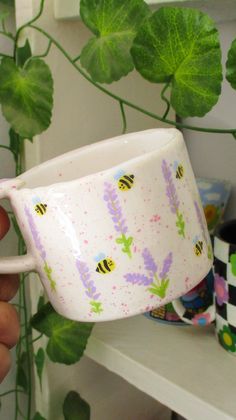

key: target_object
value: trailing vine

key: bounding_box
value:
[0,0,236,419]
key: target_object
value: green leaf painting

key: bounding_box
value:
[131,7,222,117]
[0,58,53,139]
[230,253,236,276]
[80,0,150,83]
[226,38,236,90]
[63,391,90,420]
[31,303,94,365]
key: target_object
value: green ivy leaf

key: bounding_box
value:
[32,412,46,420]
[9,128,23,162]
[0,0,14,6]
[0,57,53,139]
[63,391,90,420]
[0,10,9,20]
[37,294,45,312]
[16,352,28,392]
[226,38,236,90]
[131,7,222,117]
[34,348,45,391]
[16,39,32,68]
[80,0,150,83]
[31,303,94,365]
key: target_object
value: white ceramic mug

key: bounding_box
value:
[0,129,213,322]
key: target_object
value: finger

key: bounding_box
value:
[0,206,10,240]
[0,302,20,348]
[0,343,11,383]
[0,274,19,301]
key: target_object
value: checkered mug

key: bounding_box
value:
[173,219,236,354]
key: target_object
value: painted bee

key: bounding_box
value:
[193,236,203,256]
[33,196,48,216]
[95,253,116,274]
[174,161,184,180]
[114,170,135,191]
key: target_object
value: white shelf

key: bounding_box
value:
[85,315,236,420]
[54,0,236,23]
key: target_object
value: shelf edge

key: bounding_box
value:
[85,334,234,420]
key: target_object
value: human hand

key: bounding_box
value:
[0,206,20,383]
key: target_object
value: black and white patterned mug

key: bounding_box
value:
[173,219,236,354]
[214,219,236,353]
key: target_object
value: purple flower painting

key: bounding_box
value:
[124,248,173,299]
[76,259,103,314]
[162,160,185,238]
[104,182,133,258]
[214,273,229,306]
[194,200,212,259]
[25,206,46,261]
[25,206,56,291]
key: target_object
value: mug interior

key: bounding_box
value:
[20,129,177,188]
[217,220,236,245]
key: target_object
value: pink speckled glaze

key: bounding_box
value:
[0,129,213,322]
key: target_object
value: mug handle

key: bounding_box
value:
[0,179,36,274]
[172,298,215,326]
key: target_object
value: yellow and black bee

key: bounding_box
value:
[114,170,135,191]
[174,161,184,180]
[193,236,203,256]
[95,253,116,274]
[33,196,48,216]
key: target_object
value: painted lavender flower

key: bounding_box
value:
[25,206,46,260]
[124,273,153,286]
[162,160,185,238]
[25,206,56,291]
[124,248,173,299]
[194,200,212,259]
[104,182,133,258]
[147,251,173,298]
[76,259,103,314]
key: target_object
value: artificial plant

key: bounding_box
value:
[0,0,236,419]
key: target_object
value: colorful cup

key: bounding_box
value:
[214,219,236,353]
[145,175,232,326]
[145,270,214,325]
[173,219,236,355]
[196,177,231,234]
[0,128,212,322]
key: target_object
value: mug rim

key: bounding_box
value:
[215,218,236,246]
[17,128,181,191]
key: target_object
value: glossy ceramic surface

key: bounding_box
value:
[214,220,236,354]
[0,129,212,322]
